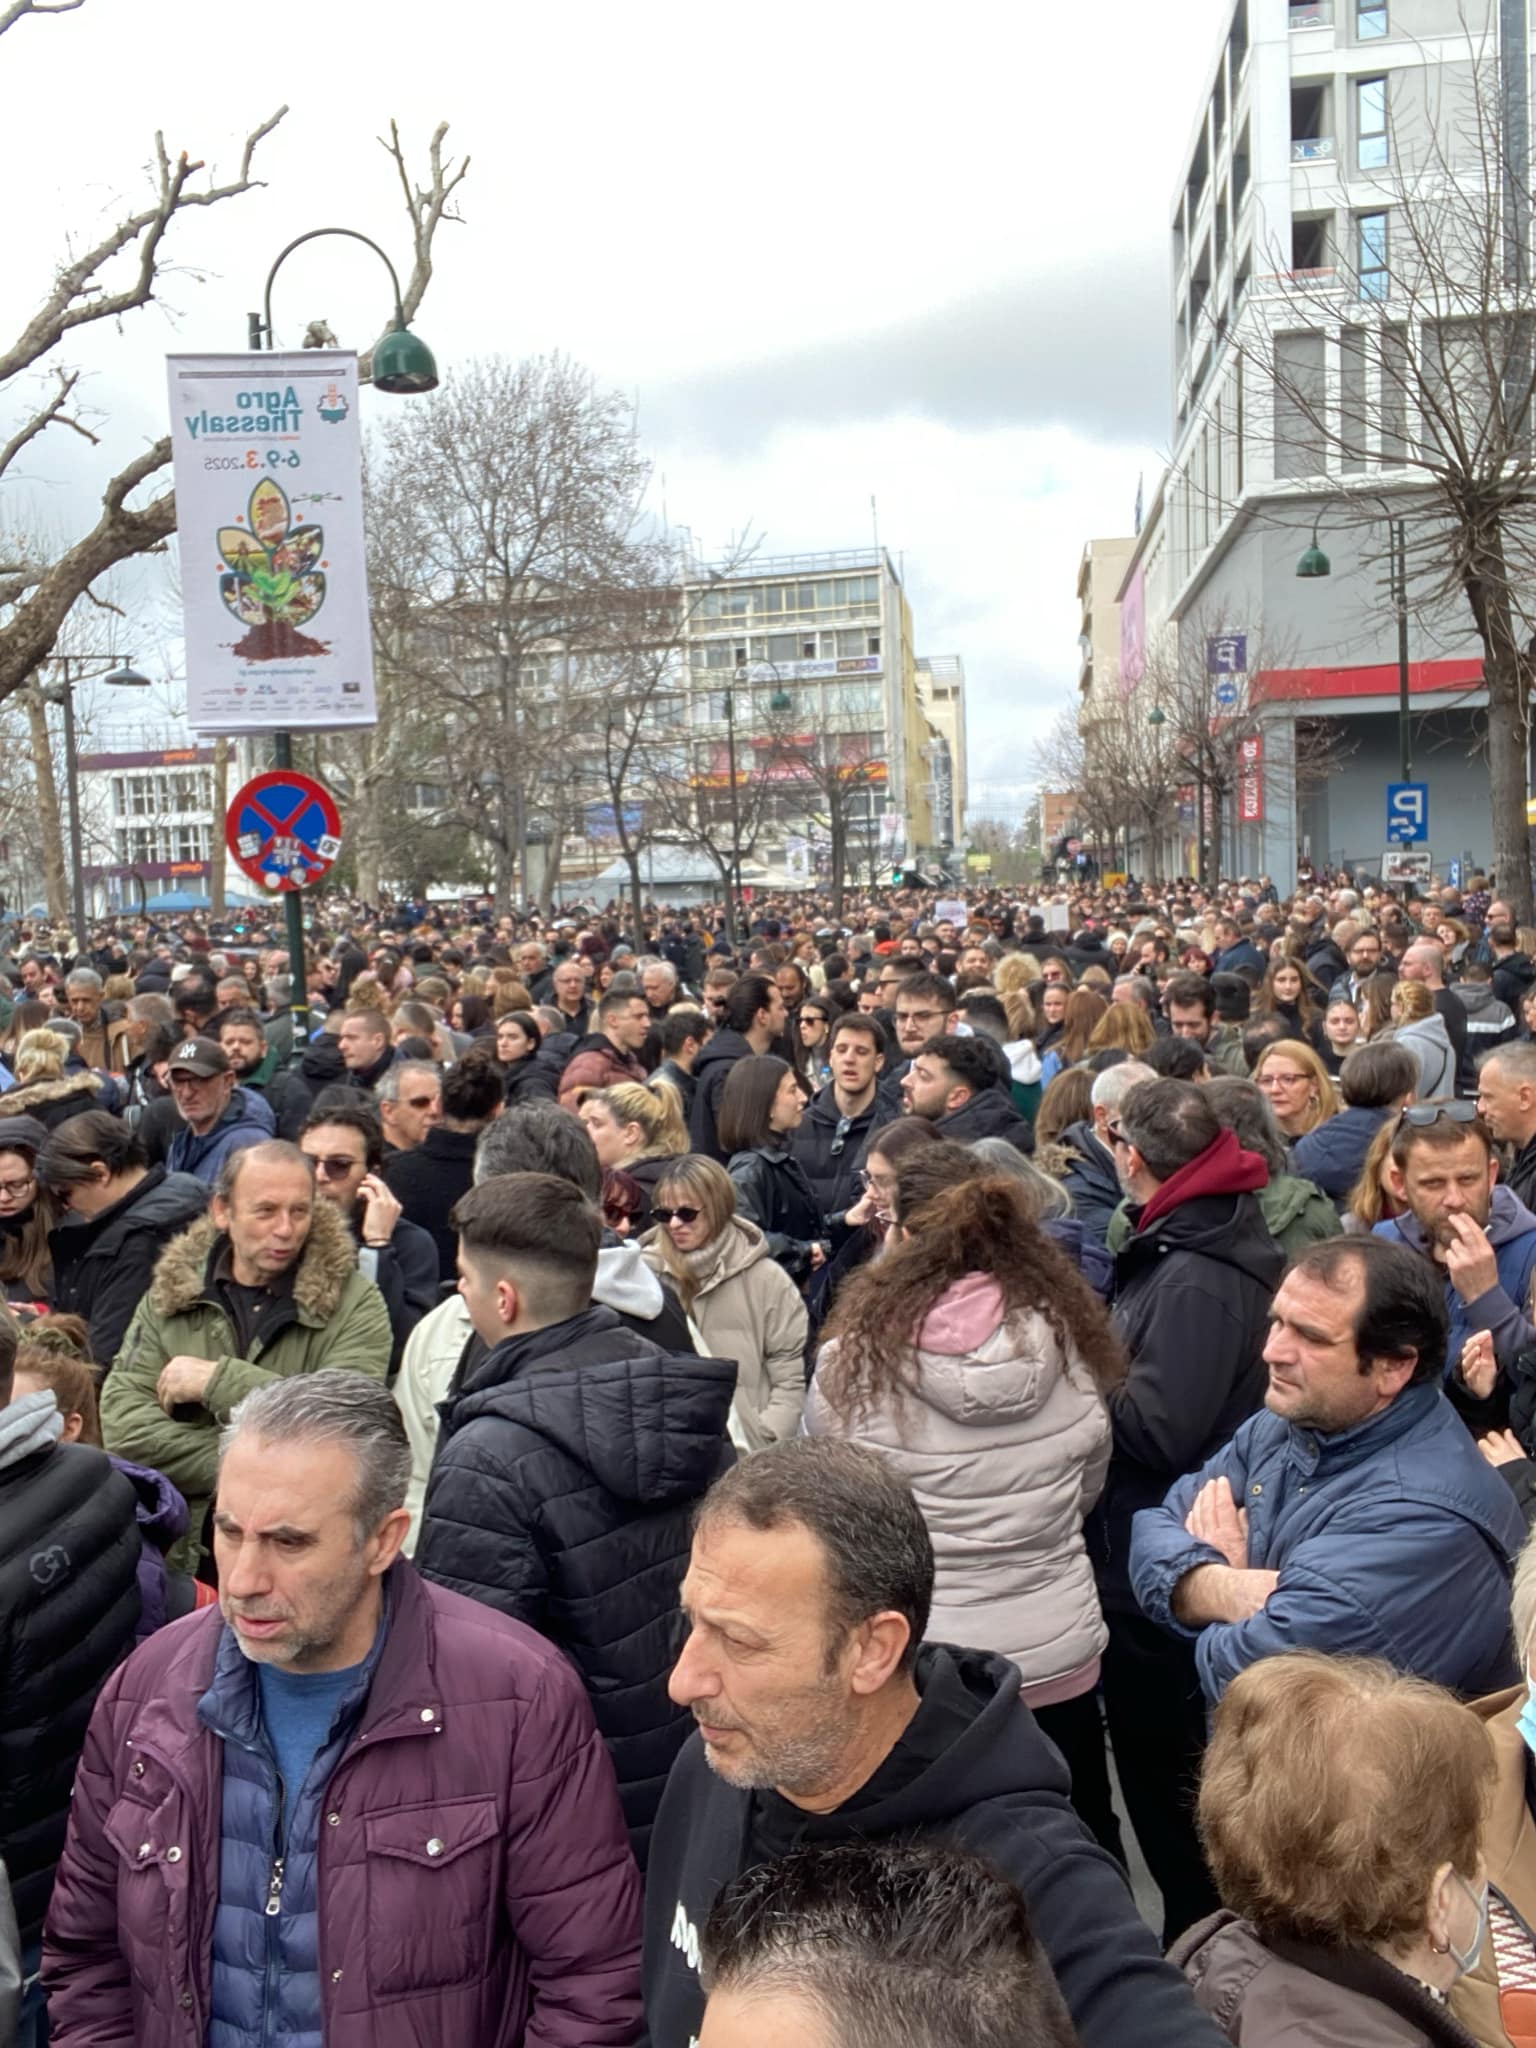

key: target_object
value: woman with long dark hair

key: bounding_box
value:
[718,1054,825,1282]
[1039,990,1108,1085]
[1255,959,1325,1049]
[808,1147,1126,1859]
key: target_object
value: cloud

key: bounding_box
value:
[635,256,1170,460]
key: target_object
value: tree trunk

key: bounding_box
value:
[829,811,847,921]
[540,825,562,917]
[624,849,644,948]
[22,684,66,920]
[208,737,229,917]
[1465,546,1535,924]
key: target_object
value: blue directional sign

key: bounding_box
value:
[1214,679,1239,710]
[1386,782,1428,844]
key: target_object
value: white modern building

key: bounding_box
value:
[1109,0,1526,881]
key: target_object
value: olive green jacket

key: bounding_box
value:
[1104,1172,1340,1261]
[102,1202,391,1568]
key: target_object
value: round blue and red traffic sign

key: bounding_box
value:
[226,770,343,894]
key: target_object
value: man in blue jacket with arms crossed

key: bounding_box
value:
[1131,1235,1523,1703]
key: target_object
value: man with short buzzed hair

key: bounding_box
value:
[1402,941,1471,1092]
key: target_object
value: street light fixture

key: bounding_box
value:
[1295,510,1412,781]
[248,226,440,1046]
[41,654,154,946]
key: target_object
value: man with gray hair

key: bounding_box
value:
[63,966,121,1072]
[1478,1041,1536,1214]
[1052,1059,1154,1247]
[375,1057,442,1158]
[45,1372,643,2047]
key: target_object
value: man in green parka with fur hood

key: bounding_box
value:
[101,1139,391,1570]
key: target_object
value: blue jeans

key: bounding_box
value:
[16,1938,47,2048]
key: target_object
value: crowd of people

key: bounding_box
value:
[5,863,1536,2045]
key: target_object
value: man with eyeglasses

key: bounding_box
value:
[890,972,958,1067]
[164,1038,275,1191]
[1373,1103,1536,1390]
[792,1013,897,1229]
[298,1101,438,1373]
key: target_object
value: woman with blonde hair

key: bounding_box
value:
[994,953,1042,999]
[1176,1651,1494,2048]
[1040,990,1108,1085]
[579,1077,688,1231]
[0,1028,105,1131]
[640,1154,808,1449]
[1390,979,1458,1102]
[1251,1038,1339,1140]
[1087,1003,1155,1059]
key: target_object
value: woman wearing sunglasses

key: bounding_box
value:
[640,1155,808,1450]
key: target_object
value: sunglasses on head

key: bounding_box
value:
[1397,1101,1479,1128]
[653,1205,701,1226]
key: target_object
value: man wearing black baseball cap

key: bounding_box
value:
[164,1038,274,1189]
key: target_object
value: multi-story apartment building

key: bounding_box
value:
[1111,0,1525,880]
[677,548,944,875]
[78,744,218,911]
[915,656,968,849]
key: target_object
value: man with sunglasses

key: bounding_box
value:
[298,1101,438,1373]
[1374,1102,1536,1390]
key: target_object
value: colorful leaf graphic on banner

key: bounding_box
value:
[216,481,328,649]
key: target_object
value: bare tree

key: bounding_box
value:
[0,2,467,729]
[1233,35,1536,911]
[761,676,890,919]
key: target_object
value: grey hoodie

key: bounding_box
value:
[0,1387,63,1471]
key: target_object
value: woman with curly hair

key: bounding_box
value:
[807,1147,1127,1858]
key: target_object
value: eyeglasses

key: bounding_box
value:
[1397,1101,1480,1128]
[402,1095,439,1111]
[858,1168,896,1192]
[307,1154,362,1180]
[895,1008,945,1027]
[653,1205,701,1226]
[0,1174,35,1201]
[828,1116,854,1158]
[1105,1124,1127,1148]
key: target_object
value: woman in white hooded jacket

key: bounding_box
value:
[805,1142,1126,1860]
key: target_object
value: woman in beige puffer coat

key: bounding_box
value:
[806,1146,1126,1859]
[640,1154,808,1449]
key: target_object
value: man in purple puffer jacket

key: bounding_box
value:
[43,1371,642,2048]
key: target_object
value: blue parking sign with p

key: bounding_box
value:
[1387,783,1428,843]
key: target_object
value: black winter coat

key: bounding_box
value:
[727,1145,825,1282]
[1493,949,1536,1015]
[416,1304,734,1867]
[792,1085,897,1226]
[47,1167,209,1370]
[688,1029,756,1162]
[502,1056,557,1108]
[0,1411,141,1947]
[935,1082,1034,1152]
[382,1124,480,1283]
[1094,1189,1283,1611]
[351,1209,442,1370]
[1056,1121,1122,1247]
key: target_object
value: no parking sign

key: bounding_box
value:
[226,769,342,893]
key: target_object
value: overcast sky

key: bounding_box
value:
[5,0,1233,816]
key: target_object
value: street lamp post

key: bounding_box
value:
[39,655,153,952]
[247,228,439,1047]
[1296,512,1413,782]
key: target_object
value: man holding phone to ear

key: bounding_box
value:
[298,1099,439,1373]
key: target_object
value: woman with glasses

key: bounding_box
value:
[1251,1039,1340,1141]
[717,1055,826,1284]
[0,1113,51,1311]
[640,1155,808,1450]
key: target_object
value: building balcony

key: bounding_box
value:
[1291,136,1336,164]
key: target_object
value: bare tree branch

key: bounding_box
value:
[0,108,287,386]
[0,0,84,32]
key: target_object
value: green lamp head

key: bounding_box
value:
[1147,705,1168,727]
[372,320,439,396]
[1295,539,1332,579]
[769,688,793,713]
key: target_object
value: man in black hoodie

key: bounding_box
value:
[900,1034,1033,1151]
[641,1437,1228,2048]
[1091,1079,1283,1948]
[689,973,787,1163]
[415,1172,733,1869]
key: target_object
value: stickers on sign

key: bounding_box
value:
[225,770,343,894]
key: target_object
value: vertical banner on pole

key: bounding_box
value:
[166,351,378,735]
[1238,733,1265,823]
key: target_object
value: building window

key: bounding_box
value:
[1356,0,1387,35]
[1357,210,1389,297]
[1357,76,1388,170]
